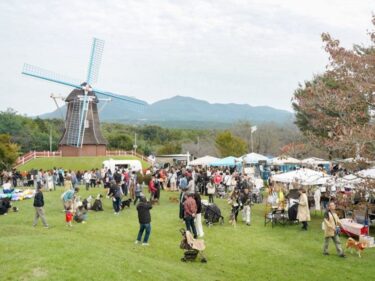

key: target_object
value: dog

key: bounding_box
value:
[91,194,104,211]
[169,197,179,203]
[0,198,12,215]
[346,237,366,258]
[82,195,93,210]
[121,198,132,210]
[151,198,159,205]
[228,212,237,227]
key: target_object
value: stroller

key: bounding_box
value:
[180,229,207,263]
[204,203,224,227]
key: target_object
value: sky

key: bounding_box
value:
[0,0,374,116]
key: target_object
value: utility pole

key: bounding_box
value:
[49,126,52,152]
[197,136,200,156]
[133,133,137,154]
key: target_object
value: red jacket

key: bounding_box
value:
[149,180,157,193]
[183,197,197,217]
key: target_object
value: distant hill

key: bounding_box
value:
[39,95,293,128]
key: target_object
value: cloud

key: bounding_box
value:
[0,0,374,116]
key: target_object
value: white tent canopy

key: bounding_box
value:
[271,168,326,185]
[272,156,301,166]
[242,152,269,164]
[357,168,375,179]
[333,174,363,190]
[189,156,220,166]
[301,157,330,165]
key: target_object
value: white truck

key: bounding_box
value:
[102,159,143,172]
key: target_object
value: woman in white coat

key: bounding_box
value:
[194,193,204,237]
[297,188,311,231]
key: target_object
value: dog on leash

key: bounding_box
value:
[346,237,366,258]
[121,198,132,210]
[169,197,179,203]
[228,212,237,227]
[151,198,159,205]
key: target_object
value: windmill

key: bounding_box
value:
[22,38,146,156]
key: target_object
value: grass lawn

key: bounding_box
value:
[1,187,375,281]
[17,156,151,172]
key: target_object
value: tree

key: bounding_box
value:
[0,134,20,170]
[292,16,375,159]
[107,134,133,150]
[157,142,182,155]
[215,131,247,157]
[231,120,253,152]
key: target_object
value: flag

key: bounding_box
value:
[251,126,257,133]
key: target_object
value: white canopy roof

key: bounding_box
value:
[357,168,375,179]
[272,168,325,184]
[272,156,301,165]
[301,157,330,165]
[189,156,220,166]
[242,153,269,164]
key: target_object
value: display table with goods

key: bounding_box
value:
[340,218,369,237]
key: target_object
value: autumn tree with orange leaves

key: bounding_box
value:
[293,16,375,160]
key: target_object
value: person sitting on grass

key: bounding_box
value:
[74,204,87,224]
[2,177,14,194]
[135,197,152,246]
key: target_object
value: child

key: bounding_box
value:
[65,202,73,227]
[134,183,142,205]
[74,205,87,224]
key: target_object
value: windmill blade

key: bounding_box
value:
[86,38,105,85]
[22,63,82,89]
[94,88,147,106]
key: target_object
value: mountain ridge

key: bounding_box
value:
[39,95,294,128]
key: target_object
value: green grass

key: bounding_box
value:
[1,188,375,281]
[17,156,150,171]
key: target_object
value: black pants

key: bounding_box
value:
[122,183,128,196]
[208,194,214,203]
[113,197,121,213]
[134,195,142,205]
[185,216,197,238]
[302,221,308,230]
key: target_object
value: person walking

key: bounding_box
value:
[297,188,310,230]
[183,193,198,239]
[323,202,345,257]
[241,187,252,226]
[32,186,48,228]
[108,180,122,215]
[206,178,215,203]
[194,192,204,237]
[135,197,152,246]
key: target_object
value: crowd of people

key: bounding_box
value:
[1,163,365,258]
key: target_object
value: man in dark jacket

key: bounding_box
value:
[32,186,48,228]
[108,180,122,215]
[135,197,152,246]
